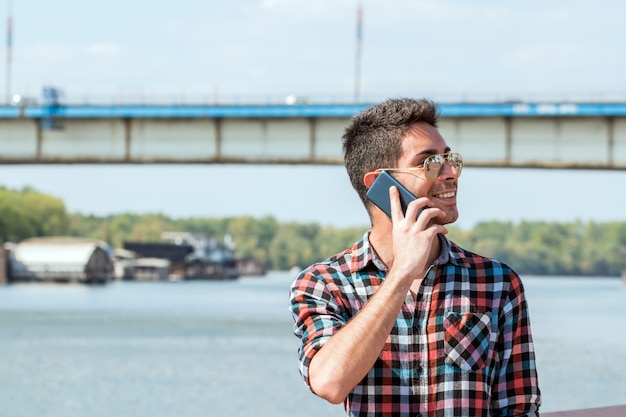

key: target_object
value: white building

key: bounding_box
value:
[9,237,113,284]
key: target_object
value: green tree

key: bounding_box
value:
[5,183,626,277]
[0,187,69,242]
[20,189,69,236]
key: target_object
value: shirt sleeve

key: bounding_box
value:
[491,272,542,416]
[289,268,348,390]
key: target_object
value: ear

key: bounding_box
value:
[363,171,379,189]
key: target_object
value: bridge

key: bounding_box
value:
[1,100,625,169]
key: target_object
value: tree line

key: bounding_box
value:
[1,186,625,276]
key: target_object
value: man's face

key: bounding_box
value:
[394,123,460,225]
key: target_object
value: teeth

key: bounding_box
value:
[436,192,455,198]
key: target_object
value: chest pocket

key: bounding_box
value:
[443,311,493,372]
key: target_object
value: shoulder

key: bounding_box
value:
[449,240,511,268]
[292,232,373,287]
[290,246,355,293]
[448,240,522,284]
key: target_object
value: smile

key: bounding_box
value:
[434,191,456,199]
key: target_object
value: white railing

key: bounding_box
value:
[9,89,626,107]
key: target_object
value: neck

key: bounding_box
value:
[369,218,442,272]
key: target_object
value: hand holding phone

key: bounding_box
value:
[366,170,423,219]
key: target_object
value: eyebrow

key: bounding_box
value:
[416,146,451,158]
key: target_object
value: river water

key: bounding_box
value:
[0,272,625,416]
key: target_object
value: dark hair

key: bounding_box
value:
[342,97,440,209]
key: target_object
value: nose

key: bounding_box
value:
[438,159,460,180]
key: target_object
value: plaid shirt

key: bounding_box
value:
[290,231,541,417]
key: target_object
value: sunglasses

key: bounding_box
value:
[375,152,463,182]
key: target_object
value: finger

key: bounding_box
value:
[416,207,447,228]
[388,186,404,221]
[405,197,438,223]
[404,198,429,222]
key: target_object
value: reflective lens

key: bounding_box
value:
[424,152,463,181]
[374,152,463,181]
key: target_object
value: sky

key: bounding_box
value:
[1,0,626,229]
[6,0,626,103]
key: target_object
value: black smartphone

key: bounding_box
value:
[366,170,422,219]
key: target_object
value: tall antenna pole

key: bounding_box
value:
[6,0,12,104]
[354,0,363,103]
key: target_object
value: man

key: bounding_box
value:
[289,98,541,416]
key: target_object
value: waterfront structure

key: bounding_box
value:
[111,247,137,280]
[124,232,240,280]
[133,257,171,281]
[0,245,7,284]
[9,236,113,284]
[237,257,266,277]
[123,240,193,280]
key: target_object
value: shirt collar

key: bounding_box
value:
[350,230,471,274]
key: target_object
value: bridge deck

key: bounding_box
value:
[0,102,625,168]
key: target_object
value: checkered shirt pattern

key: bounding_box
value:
[289,231,541,417]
